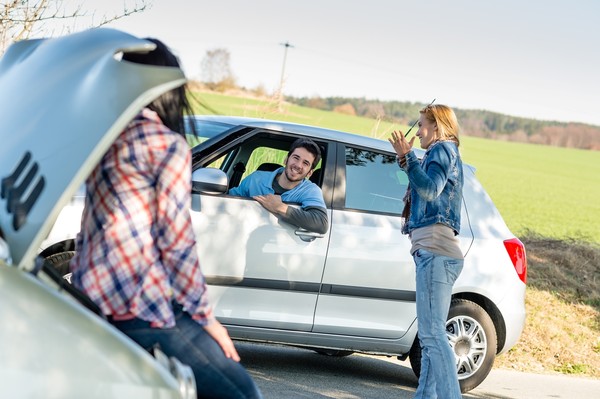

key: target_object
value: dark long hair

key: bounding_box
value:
[122,38,194,135]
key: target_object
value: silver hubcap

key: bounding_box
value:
[446,315,487,380]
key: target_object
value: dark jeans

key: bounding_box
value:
[111,305,262,399]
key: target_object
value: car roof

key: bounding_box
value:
[190,116,478,174]
[191,115,423,155]
[0,28,186,269]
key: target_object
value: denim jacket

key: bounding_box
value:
[400,140,463,235]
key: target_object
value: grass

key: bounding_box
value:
[191,90,600,378]
[191,91,600,244]
[192,91,401,140]
[494,234,600,377]
[494,285,599,376]
[460,137,600,243]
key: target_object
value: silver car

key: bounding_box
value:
[42,112,527,392]
[0,29,196,398]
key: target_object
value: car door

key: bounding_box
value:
[190,129,333,332]
[313,143,473,339]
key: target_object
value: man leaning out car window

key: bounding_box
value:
[229,138,328,234]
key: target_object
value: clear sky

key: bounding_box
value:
[103,0,599,126]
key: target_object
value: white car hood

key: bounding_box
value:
[0,28,186,270]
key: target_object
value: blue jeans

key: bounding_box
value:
[413,249,463,399]
[111,304,262,399]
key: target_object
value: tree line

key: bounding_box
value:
[286,96,600,151]
[201,48,600,152]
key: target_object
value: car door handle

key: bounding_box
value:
[294,229,325,242]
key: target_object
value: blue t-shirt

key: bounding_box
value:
[229,167,326,209]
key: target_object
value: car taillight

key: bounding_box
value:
[503,238,527,284]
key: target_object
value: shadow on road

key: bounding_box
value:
[236,341,517,399]
[236,341,419,398]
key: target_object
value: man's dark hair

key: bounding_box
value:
[288,138,322,169]
[122,38,194,135]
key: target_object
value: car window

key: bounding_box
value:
[243,147,288,179]
[184,118,235,148]
[242,147,323,180]
[344,147,408,214]
[196,132,327,191]
[206,152,227,169]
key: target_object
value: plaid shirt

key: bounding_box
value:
[71,108,214,328]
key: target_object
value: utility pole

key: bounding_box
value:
[278,41,294,110]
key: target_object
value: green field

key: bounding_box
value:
[460,137,600,242]
[191,91,600,243]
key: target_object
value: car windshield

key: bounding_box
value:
[184,117,235,148]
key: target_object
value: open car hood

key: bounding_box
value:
[0,28,186,270]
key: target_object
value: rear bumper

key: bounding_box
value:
[495,283,527,354]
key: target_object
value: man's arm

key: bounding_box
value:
[282,206,328,234]
[253,195,328,234]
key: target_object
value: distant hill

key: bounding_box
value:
[286,95,600,151]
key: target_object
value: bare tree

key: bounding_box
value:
[200,48,236,92]
[1,0,151,54]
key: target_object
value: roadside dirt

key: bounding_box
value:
[494,233,600,377]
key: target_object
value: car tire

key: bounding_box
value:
[408,298,497,393]
[44,251,75,278]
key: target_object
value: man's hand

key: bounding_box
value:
[203,320,241,362]
[254,194,288,215]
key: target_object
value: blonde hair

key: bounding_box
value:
[420,104,460,147]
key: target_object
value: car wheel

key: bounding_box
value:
[312,349,354,357]
[44,251,75,282]
[408,298,497,393]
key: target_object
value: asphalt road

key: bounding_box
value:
[236,342,600,399]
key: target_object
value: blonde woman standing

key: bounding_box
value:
[389,104,464,399]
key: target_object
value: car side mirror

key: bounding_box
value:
[191,168,228,195]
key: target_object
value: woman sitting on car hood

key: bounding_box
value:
[69,38,262,399]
